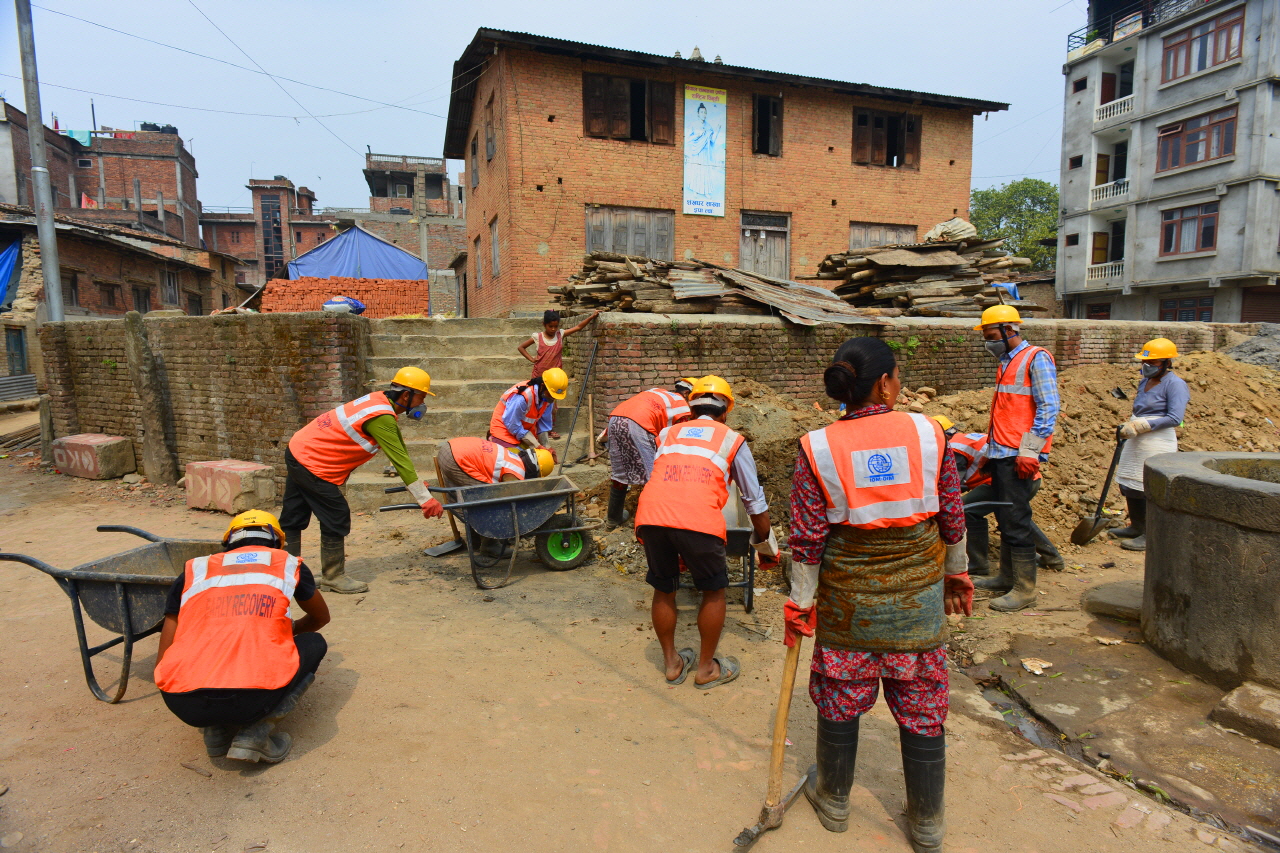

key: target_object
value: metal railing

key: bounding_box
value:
[200,206,253,214]
[1095,95,1135,123]
[1086,260,1125,281]
[1090,178,1130,204]
[1067,0,1214,51]
[366,153,444,169]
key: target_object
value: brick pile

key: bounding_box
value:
[260,277,432,318]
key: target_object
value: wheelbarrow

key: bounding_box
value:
[381,475,603,590]
[0,525,222,703]
[678,484,759,613]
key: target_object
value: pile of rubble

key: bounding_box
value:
[801,238,1047,318]
[1226,322,1280,371]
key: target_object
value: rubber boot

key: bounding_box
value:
[1110,496,1145,539]
[201,725,236,758]
[803,715,859,832]
[989,547,1038,612]
[1035,523,1065,572]
[318,534,368,594]
[972,542,1012,592]
[283,529,302,559]
[900,728,946,853]
[224,673,313,764]
[965,516,989,576]
[606,485,629,530]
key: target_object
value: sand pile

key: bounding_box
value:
[1226,323,1280,371]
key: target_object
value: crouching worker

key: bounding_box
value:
[786,338,971,851]
[155,510,330,765]
[436,437,555,556]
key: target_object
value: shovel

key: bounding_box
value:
[1070,431,1127,546]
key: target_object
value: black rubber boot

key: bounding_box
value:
[201,725,236,758]
[606,484,629,530]
[265,673,314,723]
[900,728,946,853]
[283,529,303,559]
[1111,496,1146,539]
[226,721,292,764]
[990,546,1039,612]
[319,533,368,594]
[965,517,989,576]
[972,542,1012,591]
[803,715,859,832]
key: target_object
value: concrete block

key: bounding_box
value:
[1083,580,1143,622]
[51,434,136,480]
[1210,682,1280,748]
[185,459,276,515]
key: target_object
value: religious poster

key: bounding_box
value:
[682,85,726,217]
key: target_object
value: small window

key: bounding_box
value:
[1068,155,1084,169]
[1160,295,1214,322]
[295,231,303,243]
[849,221,916,250]
[470,136,479,188]
[393,183,409,198]
[852,109,921,169]
[581,74,675,145]
[1162,7,1244,83]
[1157,107,1236,171]
[132,286,152,314]
[484,96,496,161]
[1160,202,1219,255]
[229,231,241,244]
[222,291,231,309]
[1086,303,1111,320]
[318,233,326,243]
[585,206,675,260]
[489,217,500,278]
[186,292,202,317]
[753,95,783,157]
[61,273,79,308]
[161,270,180,304]
[1065,233,1080,246]
[1072,77,1088,93]
[98,283,119,308]
[76,158,92,168]
[474,236,483,289]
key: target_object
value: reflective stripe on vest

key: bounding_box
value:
[802,411,942,528]
[489,384,548,445]
[181,551,299,606]
[948,432,990,490]
[610,388,692,436]
[451,437,526,483]
[989,345,1054,455]
[288,392,397,485]
[634,419,744,540]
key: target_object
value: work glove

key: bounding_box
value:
[750,528,780,558]
[421,498,444,519]
[1016,432,1047,480]
[944,572,974,617]
[1015,456,1040,479]
[1119,417,1152,439]
[784,561,821,647]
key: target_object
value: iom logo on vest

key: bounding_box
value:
[680,426,713,441]
[851,447,912,489]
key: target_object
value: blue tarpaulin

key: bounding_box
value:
[0,241,21,311]
[286,225,428,280]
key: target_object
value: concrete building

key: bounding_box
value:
[0,101,202,245]
[442,29,1007,317]
[1055,0,1280,323]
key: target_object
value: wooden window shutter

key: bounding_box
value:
[484,100,496,161]
[585,207,609,253]
[902,113,921,168]
[649,82,675,145]
[631,212,651,258]
[1100,73,1117,105]
[769,97,783,157]
[583,74,608,138]
[1091,232,1110,265]
[853,111,872,164]
[849,222,867,250]
[870,114,888,166]
[653,212,673,260]
[1094,153,1111,186]
[607,77,631,139]
[611,208,630,252]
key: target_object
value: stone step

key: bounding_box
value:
[364,379,512,409]
[368,355,530,382]
[369,317,535,337]
[369,333,530,358]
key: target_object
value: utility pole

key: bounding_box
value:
[15,0,64,322]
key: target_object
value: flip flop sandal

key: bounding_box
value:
[667,648,696,685]
[695,655,741,690]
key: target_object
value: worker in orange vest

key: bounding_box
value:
[635,375,775,690]
[436,437,554,488]
[934,416,1063,575]
[971,306,1058,611]
[155,510,330,766]
[282,366,445,594]
[603,379,695,529]
[488,367,569,460]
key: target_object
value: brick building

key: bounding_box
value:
[442,30,1007,317]
[0,100,201,245]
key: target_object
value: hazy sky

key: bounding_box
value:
[1,0,1083,209]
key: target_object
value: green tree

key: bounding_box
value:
[969,178,1060,270]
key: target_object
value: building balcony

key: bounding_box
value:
[1096,95,1134,123]
[1090,178,1130,205]
[1086,260,1125,281]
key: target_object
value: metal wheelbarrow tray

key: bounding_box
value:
[381,475,602,590]
[680,484,757,612]
[0,525,222,703]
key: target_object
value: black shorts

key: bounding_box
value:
[638,525,728,593]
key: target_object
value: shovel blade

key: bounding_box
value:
[1070,518,1108,546]
[423,539,465,557]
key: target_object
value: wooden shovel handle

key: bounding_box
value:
[765,638,805,807]
[434,457,463,542]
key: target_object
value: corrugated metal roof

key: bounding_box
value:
[716,269,887,327]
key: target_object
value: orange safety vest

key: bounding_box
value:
[634,418,745,541]
[989,344,1054,455]
[154,547,301,693]
[489,383,550,446]
[948,432,991,490]
[609,389,691,437]
[800,411,944,529]
[450,437,526,483]
[288,392,398,485]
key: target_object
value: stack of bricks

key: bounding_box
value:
[260,277,432,318]
[40,313,368,497]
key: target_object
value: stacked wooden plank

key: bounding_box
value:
[548,252,755,315]
[801,238,1047,318]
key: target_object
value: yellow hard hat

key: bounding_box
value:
[675,377,697,396]
[542,367,569,400]
[973,305,1023,330]
[223,509,284,546]
[1135,338,1178,361]
[391,366,435,396]
[534,447,555,478]
[932,415,955,432]
[691,374,735,412]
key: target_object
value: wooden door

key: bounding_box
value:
[1100,73,1117,105]
[740,228,789,278]
[1095,153,1111,186]
[1091,232,1109,265]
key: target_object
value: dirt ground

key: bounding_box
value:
[0,454,1248,853]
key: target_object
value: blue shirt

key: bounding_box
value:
[987,340,1060,459]
[1133,371,1189,432]
[502,388,555,440]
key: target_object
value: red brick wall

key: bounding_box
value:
[260,276,433,318]
[53,232,208,316]
[460,49,977,316]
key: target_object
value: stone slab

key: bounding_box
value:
[185,459,276,515]
[1083,580,1143,621]
[51,434,136,480]
[1210,682,1280,749]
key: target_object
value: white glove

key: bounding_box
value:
[789,561,820,609]
[407,480,432,507]
[945,535,968,576]
[1119,418,1152,439]
[750,528,780,558]
[1017,432,1048,459]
